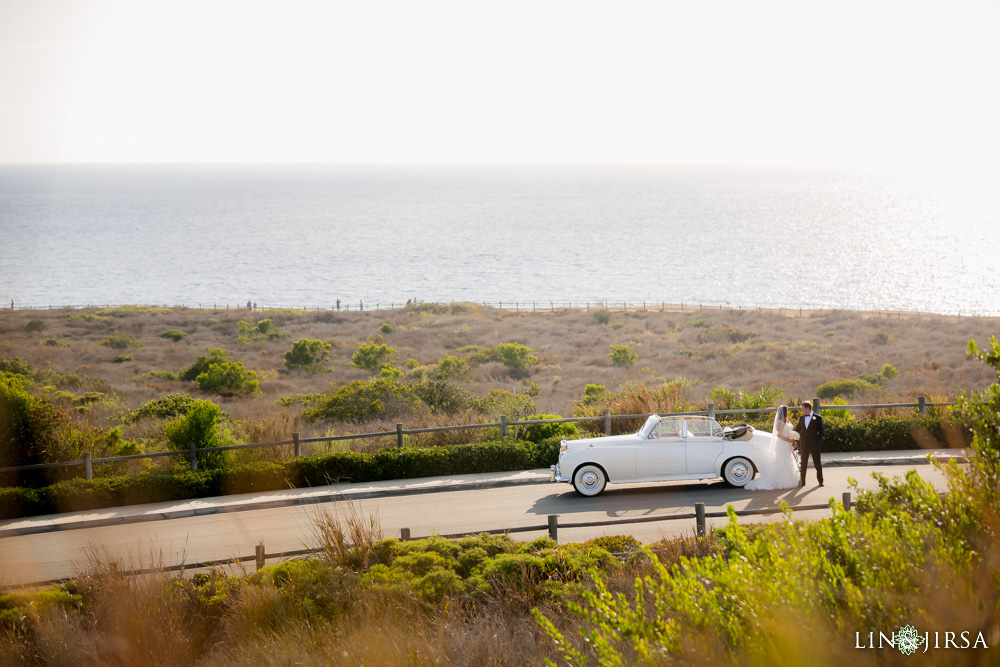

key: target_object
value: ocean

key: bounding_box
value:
[1,164,997,315]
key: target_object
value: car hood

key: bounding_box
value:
[563,434,642,449]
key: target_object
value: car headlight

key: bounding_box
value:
[560,439,568,453]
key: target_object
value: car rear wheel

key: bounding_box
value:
[722,457,755,487]
[572,464,607,496]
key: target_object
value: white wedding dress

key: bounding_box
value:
[744,420,800,490]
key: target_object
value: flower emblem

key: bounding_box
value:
[896,625,925,655]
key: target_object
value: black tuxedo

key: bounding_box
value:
[793,412,824,485]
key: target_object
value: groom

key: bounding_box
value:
[793,401,824,487]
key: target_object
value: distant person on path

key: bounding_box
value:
[9,299,13,310]
[253,301,257,310]
[359,300,364,311]
[336,299,341,311]
[793,401,824,486]
[247,300,252,310]
[745,405,800,490]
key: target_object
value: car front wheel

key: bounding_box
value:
[722,457,755,487]
[572,464,607,496]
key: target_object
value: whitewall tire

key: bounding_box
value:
[722,457,755,487]
[572,464,608,496]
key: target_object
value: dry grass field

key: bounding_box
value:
[1,303,996,449]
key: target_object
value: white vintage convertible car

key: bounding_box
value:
[550,414,770,496]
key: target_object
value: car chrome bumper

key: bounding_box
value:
[550,464,570,483]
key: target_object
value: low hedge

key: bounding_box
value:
[0,438,561,520]
[821,414,970,452]
[0,415,969,521]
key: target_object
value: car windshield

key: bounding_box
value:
[638,414,661,438]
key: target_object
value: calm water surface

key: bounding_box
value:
[1,164,996,314]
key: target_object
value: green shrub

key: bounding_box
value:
[479,384,539,422]
[101,333,146,349]
[821,413,969,452]
[521,414,579,443]
[582,383,606,405]
[67,313,110,324]
[0,357,33,378]
[141,370,181,381]
[0,373,58,485]
[41,337,71,347]
[380,366,403,380]
[711,383,783,415]
[408,378,477,415]
[870,330,893,345]
[435,354,468,381]
[25,319,48,333]
[303,378,420,423]
[159,330,189,342]
[380,323,395,334]
[113,354,133,363]
[120,394,197,423]
[164,399,232,469]
[463,343,538,372]
[727,327,757,343]
[593,311,612,325]
[459,345,502,364]
[581,534,641,553]
[196,361,260,395]
[284,339,331,372]
[236,318,285,344]
[496,342,538,371]
[609,343,637,367]
[351,337,397,374]
[816,377,880,399]
[180,348,231,382]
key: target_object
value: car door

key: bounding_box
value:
[683,419,725,474]
[634,419,686,480]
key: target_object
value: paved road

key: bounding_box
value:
[0,463,953,587]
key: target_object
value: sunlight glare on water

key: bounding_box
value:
[1,164,997,315]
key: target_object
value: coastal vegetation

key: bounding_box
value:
[0,304,995,510]
[1,336,999,664]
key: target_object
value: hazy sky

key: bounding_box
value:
[1,0,998,169]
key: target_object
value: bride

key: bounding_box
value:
[745,405,800,490]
